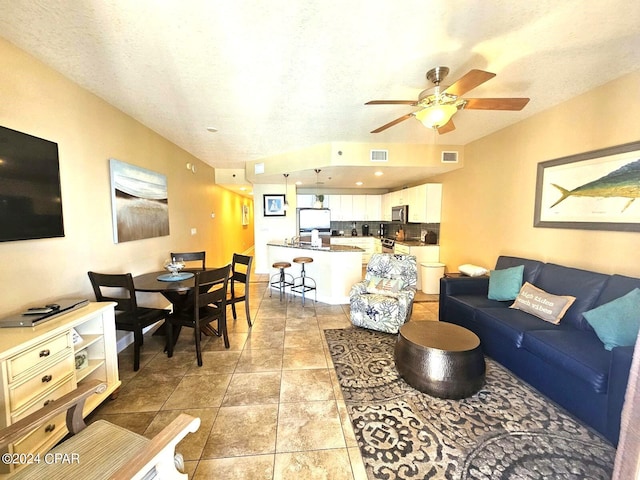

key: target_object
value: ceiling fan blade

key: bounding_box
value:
[437,119,456,134]
[443,69,496,97]
[463,97,530,110]
[370,113,414,133]
[365,100,417,105]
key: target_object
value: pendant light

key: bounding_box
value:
[283,173,289,211]
[313,169,323,208]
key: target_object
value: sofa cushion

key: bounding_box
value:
[476,307,562,347]
[495,256,544,285]
[595,274,640,306]
[488,265,524,301]
[583,288,640,351]
[521,330,611,393]
[510,282,576,325]
[534,263,608,330]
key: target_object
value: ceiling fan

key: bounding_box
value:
[366,66,530,134]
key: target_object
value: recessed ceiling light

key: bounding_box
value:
[240,187,246,191]
[206,127,218,133]
[295,181,302,185]
[355,181,363,186]
[374,171,383,176]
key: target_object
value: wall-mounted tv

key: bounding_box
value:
[0,125,65,242]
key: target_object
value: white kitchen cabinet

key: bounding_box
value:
[296,194,315,208]
[0,303,120,474]
[330,236,377,264]
[408,184,442,223]
[351,195,366,219]
[365,195,382,220]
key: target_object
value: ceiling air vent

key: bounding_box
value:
[370,149,388,162]
[441,151,459,163]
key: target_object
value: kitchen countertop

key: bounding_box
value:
[268,241,364,252]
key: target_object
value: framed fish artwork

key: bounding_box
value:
[534,141,640,232]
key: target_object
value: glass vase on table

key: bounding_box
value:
[164,258,186,277]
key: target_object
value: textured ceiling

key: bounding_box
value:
[1,1,639,191]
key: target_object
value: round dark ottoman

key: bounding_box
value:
[394,321,485,399]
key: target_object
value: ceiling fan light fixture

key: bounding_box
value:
[415,104,458,129]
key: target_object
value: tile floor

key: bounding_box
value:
[88,276,440,479]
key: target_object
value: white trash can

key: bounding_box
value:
[420,262,445,294]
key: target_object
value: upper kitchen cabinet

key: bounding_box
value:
[364,195,381,220]
[408,184,442,223]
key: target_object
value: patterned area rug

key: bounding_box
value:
[324,328,616,480]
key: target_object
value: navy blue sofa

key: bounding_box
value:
[439,256,638,445]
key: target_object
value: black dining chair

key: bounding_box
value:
[88,271,171,371]
[170,251,206,270]
[165,264,231,366]
[228,253,254,327]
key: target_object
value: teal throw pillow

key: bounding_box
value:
[488,265,524,301]
[583,288,640,351]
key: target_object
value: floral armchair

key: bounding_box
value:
[349,253,418,334]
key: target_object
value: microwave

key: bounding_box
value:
[391,205,408,223]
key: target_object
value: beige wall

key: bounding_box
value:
[434,70,640,277]
[0,38,254,315]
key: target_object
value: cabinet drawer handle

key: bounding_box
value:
[43,399,54,407]
[39,349,51,357]
[42,375,53,383]
[44,424,56,433]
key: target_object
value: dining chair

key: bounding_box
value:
[228,253,253,327]
[170,251,206,270]
[165,264,231,366]
[88,271,171,371]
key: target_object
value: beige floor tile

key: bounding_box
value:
[163,373,232,410]
[202,404,279,458]
[236,348,284,372]
[87,411,156,436]
[97,376,182,414]
[193,455,274,480]
[282,347,328,370]
[280,369,335,403]
[222,371,282,406]
[347,447,368,480]
[245,329,286,350]
[285,316,320,331]
[336,401,357,448]
[202,331,248,351]
[144,408,218,461]
[284,330,324,349]
[273,449,354,480]
[276,401,345,452]
[251,316,287,332]
[317,316,353,330]
[184,350,241,375]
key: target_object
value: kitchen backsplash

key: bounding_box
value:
[330,220,439,241]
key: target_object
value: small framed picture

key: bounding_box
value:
[263,194,286,217]
[75,349,89,370]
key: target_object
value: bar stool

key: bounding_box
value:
[291,257,317,306]
[270,261,294,302]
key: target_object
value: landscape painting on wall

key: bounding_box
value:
[534,141,640,232]
[109,159,170,243]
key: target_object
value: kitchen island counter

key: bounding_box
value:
[267,241,363,304]
[267,241,364,252]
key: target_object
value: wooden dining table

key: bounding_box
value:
[133,269,220,340]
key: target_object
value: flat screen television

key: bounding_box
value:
[298,208,331,234]
[0,125,65,242]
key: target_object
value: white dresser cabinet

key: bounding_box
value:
[0,302,120,473]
